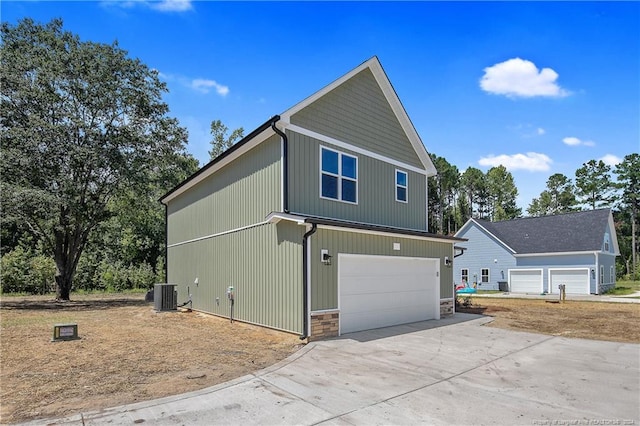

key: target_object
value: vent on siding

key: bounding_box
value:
[154,283,177,311]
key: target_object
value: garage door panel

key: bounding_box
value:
[341,305,431,333]
[342,290,430,312]
[509,270,542,293]
[339,255,439,335]
[341,276,430,296]
[549,269,588,294]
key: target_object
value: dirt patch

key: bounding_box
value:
[0,294,304,424]
[457,297,640,343]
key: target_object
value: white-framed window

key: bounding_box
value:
[481,268,490,283]
[461,268,469,284]
[604,233,610,252]
[610,265,614,283]
[395,169,408,203]
[600,265,604,284]
[320,146,357,204]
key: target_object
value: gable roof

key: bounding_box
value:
[160,56,436,204]
[280,56,436,176]
[457,209,619,255]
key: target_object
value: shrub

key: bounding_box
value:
[1,247,55,294]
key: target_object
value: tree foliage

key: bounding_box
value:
[527,173,577,217]
[0,18,189,299]
[208,119,244,160]
[575,160,616,210]
[614,154,640,279]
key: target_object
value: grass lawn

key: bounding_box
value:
[605,279,640,295]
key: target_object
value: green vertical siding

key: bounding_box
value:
[290,68,423,169]
[166,135,281,246]
[310,228,454,311]
[288,131,427,230]
[168,222,304,333]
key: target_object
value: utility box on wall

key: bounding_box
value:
[154,283,177,311]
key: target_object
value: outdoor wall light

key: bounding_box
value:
[321,249,332,265]
[444,256,451,267]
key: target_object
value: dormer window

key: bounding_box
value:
[395,170,408,203]
[320,146,357,204]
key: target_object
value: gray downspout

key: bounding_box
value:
[271,121,289,214]
[301,223,317,340]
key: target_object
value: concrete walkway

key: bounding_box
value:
[26,315,640,426]
[470,291,640,303]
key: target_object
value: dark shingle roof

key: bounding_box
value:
[475,209,611,254]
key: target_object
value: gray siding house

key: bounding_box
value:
[160,57,464,340]
[453,209,619,295]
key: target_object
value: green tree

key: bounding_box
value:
[486,165,521,221]
[208,119,244,160]
[460,167,486,219]
[614,153,640,279]
[575,160,616,210]
[428,155,459,234]
[0,18,189,300]
[527,173,577,217]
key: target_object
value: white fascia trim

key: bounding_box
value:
[471,219,517,254]
[514,250,599,258]
[265,212,307,225]
[288,123,427,176]
[167,221,270,248]
[316,223,457,245]
[279,57,436,176]
[168,212,306,248]
[162,127,274,204]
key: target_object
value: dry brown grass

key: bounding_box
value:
[0,294,303,424]
[458,297,640,343]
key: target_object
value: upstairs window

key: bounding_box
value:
[396,170,408,203]
[604,233,610,252]
[320,147,357,204]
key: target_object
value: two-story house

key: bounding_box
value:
[160,57,464,341]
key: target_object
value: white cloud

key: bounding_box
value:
[537,128,545,135]
[478,152,552,172]
[480,58,570,98]
[191,79,229,96]
[100,0,192,12]
[599,154,622,166]
[150,0,192,12]
[562,136,595,147]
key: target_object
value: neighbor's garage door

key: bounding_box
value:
[509,269,543,293]
[339,254,439,335]
[549,269,589,294]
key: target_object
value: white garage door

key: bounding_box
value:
[339,254,439,335]
[549,269,589,294]
[509,269,543,293]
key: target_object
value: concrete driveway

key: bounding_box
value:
[29,314,639,425]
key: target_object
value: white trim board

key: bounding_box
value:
[288,123,427,176]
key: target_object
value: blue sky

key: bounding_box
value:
[2,1,639,210]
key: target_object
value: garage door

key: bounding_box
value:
[549,269,589,294]
[509,269,542,293]
[339,254,439,335]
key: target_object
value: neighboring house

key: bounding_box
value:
[453,209,619,295]
[160,57,465,341]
